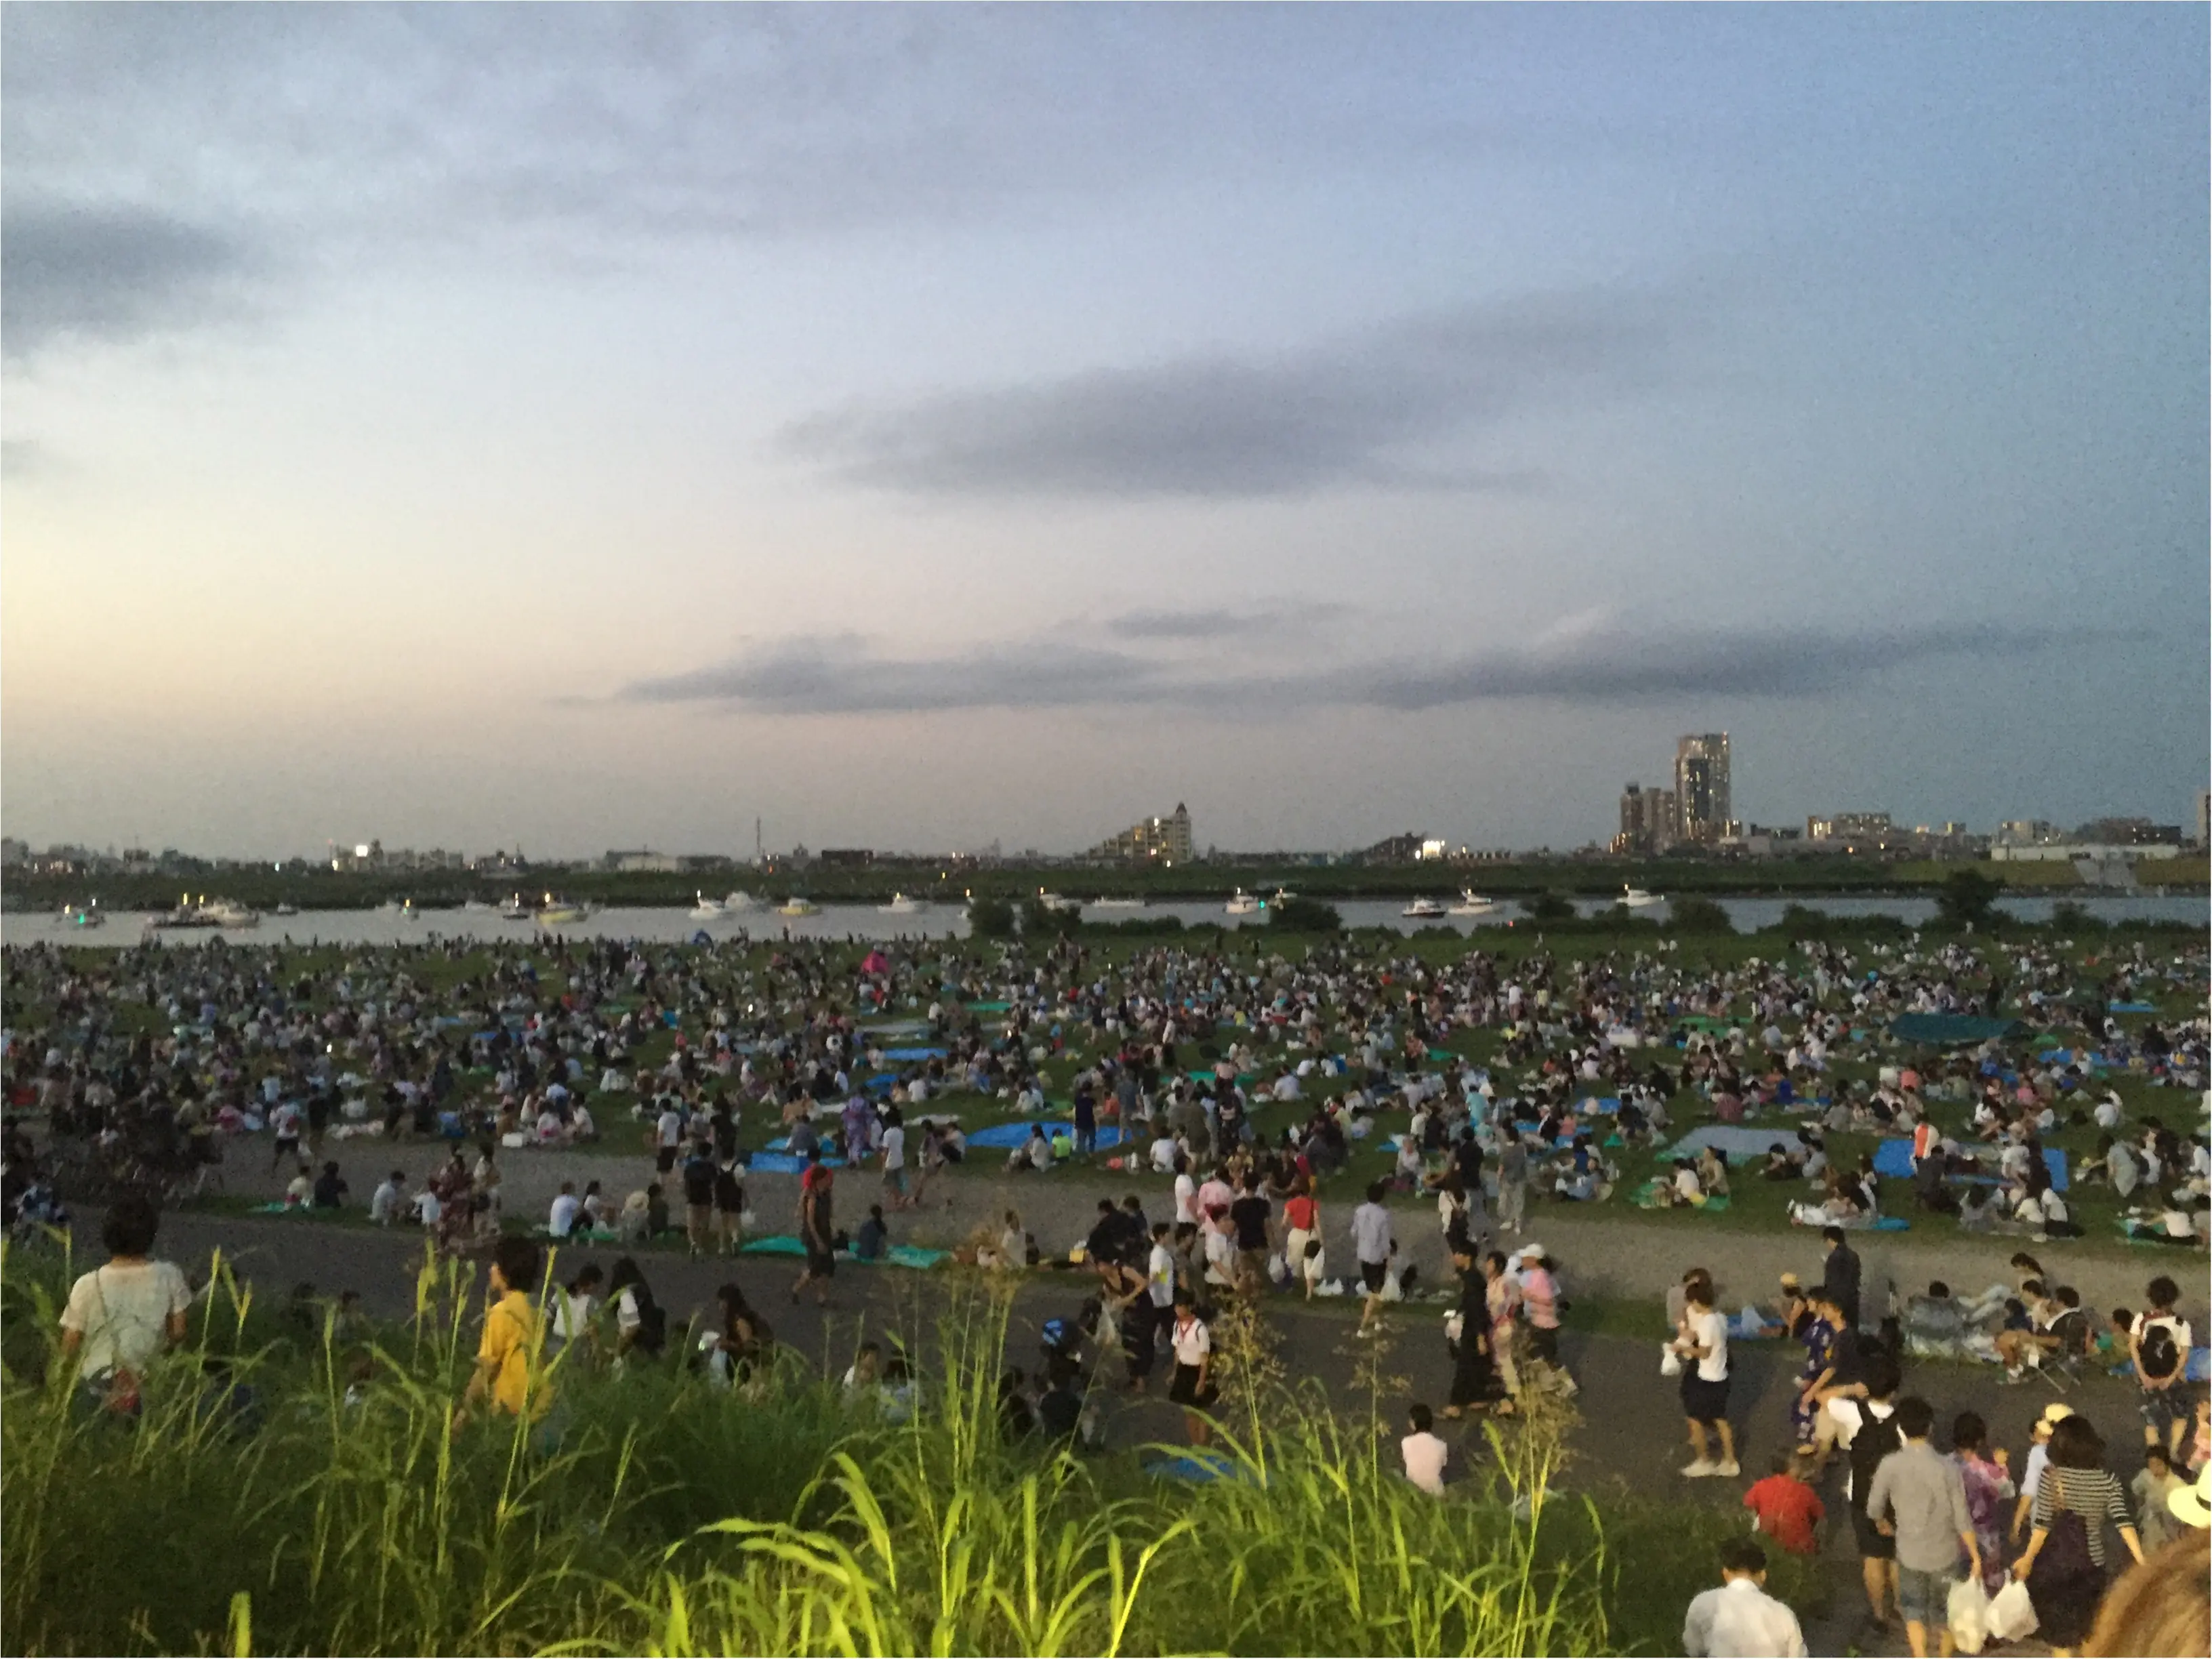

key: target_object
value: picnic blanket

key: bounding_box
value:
[739,1235,947,1269]
[965,1121,1130,1151]
[1874,1139,2068,1191]
[1631,1179,1732,1212]
[2108,1002,2156,1014]
[881,1046,949,1061]
[1147,1452,1261,1486]
[747,1151,848,1174]
[965,1000,1011,1012]
[1664,1124,1806,1162]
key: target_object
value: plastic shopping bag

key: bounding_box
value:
[1660,1344,1683,1378]
[1986,1576,2038,1643]
[1947,1575,1990,1655]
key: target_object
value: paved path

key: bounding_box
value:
[100,1202,2135,1658]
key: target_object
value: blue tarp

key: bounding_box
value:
[882,1046,949,1061]
[1874,1138,2068,1191]
[964,1121,1130,1150]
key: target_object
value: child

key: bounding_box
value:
[1401,1403,1450,1496]
[1743,1450,1825,1555]
[2133,1446,2186,1553]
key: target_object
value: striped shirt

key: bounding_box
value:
[2030,1467,2134,1568]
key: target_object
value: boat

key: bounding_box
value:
[460,898,492,913]
[498,894,531,921]
[879,893,928,915]
[375,898,404,916]
[720,890,764,912]
[1621,886,1663,909]
[201,899,260,928]
[1270,887,1297,905]
[1090,896,1147,910]
[1447,890,1496,916]
[533,895,589,926]
[689,891,729,920]
[1402,897,1449,920]
[1036,890,1081,913]
[775,896,821,917]
[1224,889,1262,916]
[401,898,419,921]
[60,901,105,929]
[274,902,300,917]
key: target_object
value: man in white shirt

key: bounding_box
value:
[1682,1538,1808,1658]
[1351,1181,1395,1337]
[548,1181,581,1239]
[1145,1223,1176,1329]
[369,1170,407,1226]
[1401,1403,1450,1496]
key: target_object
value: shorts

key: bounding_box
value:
[656,1147,678,1173]
[884,1167,907,1195]
[1896,1565,1954,1628]
[1361,1261,1389,1294]
[1680,1371,1730,1425]
[686,1203,713,1237]
[2139,1387,2185,1441]
[1235,1247,1268,1284]
[1851,1509,1898,1560]
[1526,1325,1560,1367]
[1168,1362,1218,1408]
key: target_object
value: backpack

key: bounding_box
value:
[2138,1319,2181,1382]
[1848,1407,1902,1510]
[2028,1482,2098,1589]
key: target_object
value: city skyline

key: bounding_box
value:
[3,7,2205,858]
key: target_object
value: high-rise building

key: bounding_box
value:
[1674,733,1732,842]
[1614,783,1676,855]
[1807,812,1892,844]
[1088,802,1193,865]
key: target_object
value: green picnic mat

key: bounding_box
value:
[1631,1179,1731,1212]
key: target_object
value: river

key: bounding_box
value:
[7,891,2204,948]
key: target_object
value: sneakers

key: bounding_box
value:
[2000,1366,2026,1385]
[1714,1458,1742,1478]
[1681,1458,1719,1478]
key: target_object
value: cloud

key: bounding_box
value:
[615,617,2078,716]
[1,199,258,360]
[1,439,53,481]
[620,634,1182,715]
[777,290,1679,500]
[1338,621,2085,710]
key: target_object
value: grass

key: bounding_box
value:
[1,1240,1824,1657]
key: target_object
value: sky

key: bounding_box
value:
[3,5,2205,861]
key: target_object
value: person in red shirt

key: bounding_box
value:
[1743,1450,1826,1555]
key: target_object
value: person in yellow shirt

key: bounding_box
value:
[456,1236,550,1428]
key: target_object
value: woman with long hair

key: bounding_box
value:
[1950,1410,2014,1595]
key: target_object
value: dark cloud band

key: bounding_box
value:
[617,617,2081,716]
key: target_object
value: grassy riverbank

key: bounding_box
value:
[0,1245,1818,1657]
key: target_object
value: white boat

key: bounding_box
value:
[60,901,105,929]
[274,903,300,917]
[1090,896,1147,910]
[775,896,821,917]
[1224,888,1262,916]
[534,895,589,926]
[205,899,260,928]
[720,890,765,912]
[1402,897,1449,920]
[1447,891,1496,916]
[879,893,928,915]
[689,891,729,920]
[1271,887,1297,905]
[1622,886,1663,909]
[1036,890,1081,913]
[498,894,531,921]
[460,899,492,913]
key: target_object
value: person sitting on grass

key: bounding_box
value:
[1681,1538,1808,1659]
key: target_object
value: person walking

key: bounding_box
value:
[1951,1411,2015,1597]
[792,1147,836,1308]
[1166,1291,1218,1447]
[1819,1225,1863,1333]
[1863,1396,1979,1659]
[1496,1132,1529,1235]
[1673,1269,1738,1477]
[1351,1181,1394,1337]
[1682,1538,1809,1658]
[2013,1414,2146,1656]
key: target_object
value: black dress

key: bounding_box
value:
[1449,1269,1504,1409]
